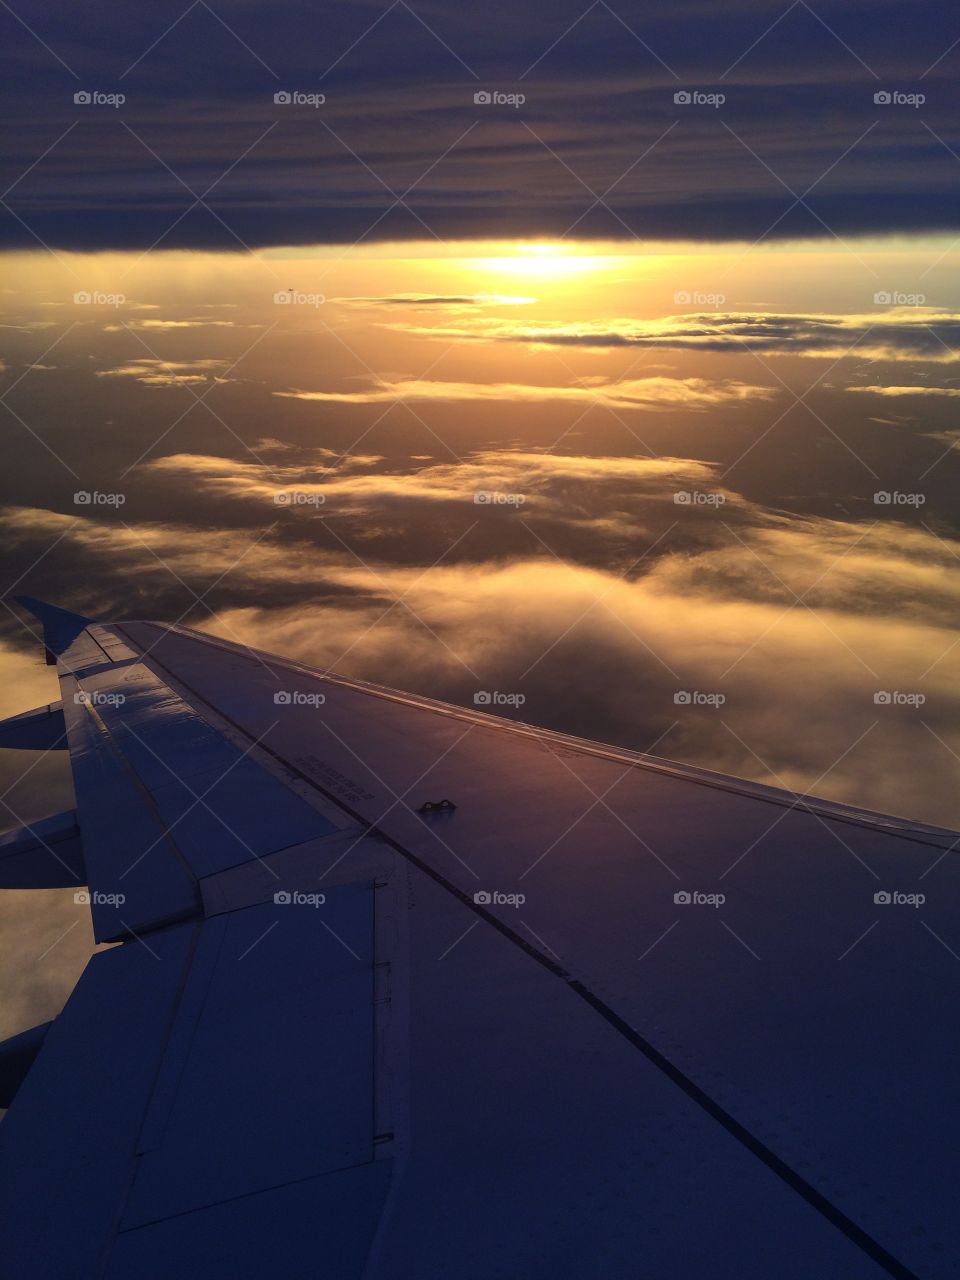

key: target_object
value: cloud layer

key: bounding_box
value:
[398,310,960,361]
[1,3,959,245]
[275,374,775,409]
[3,455,959,829]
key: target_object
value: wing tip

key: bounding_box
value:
[14,596,95,658]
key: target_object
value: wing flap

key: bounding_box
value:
[0,809,84,888]
[121,885,376,1228]
[0,924,196,1278]
[0,701,67,750]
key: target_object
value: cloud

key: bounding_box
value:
[333,294,536,308]
[847,385,960,397]
[274,374,775,410]
[4,495,960,832]
[646,520,960,629]
[397,310,960,361]
[0,506,306,590]
[109,318,245,330]
[249,438,385,466]
[0,886,102,1041]
[95,358,229,387]
[197,533,960,829]
[142,449,731,536]
[2,24,959,250]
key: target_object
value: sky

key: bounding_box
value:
[1,0,960,247]
[1,5,960,1037]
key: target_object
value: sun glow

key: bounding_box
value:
[474,243,614,280]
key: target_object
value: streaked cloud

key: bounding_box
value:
[101,319,251,332]
[333,294,537,308]
[397,310,960,361]
[847,385,960,397]
[274,374,775,410]
[2,0,958,250]
[142,449,729,535]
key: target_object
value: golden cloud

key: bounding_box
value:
[274,375,774,410]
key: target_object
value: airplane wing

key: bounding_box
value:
[0,597,957,1279]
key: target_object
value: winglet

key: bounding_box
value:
[15,597,93,663]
